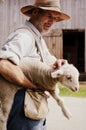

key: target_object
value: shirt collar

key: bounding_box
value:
[25,20,42,40]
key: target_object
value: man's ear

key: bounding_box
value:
[51,69,63,78]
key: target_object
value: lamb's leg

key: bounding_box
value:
[0,102,7,130]
[0,121,6,130]
[0,118,6,130]
[0,96,15,130]
[50,88,72,119]
[0,89,16,130]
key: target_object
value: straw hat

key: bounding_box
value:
[21,0,70,22]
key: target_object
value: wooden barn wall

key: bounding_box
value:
[55,0,86,29]
[0,0,86,71]
[43,29,63,59]
[55,0,86,72]
[0,0,35,47]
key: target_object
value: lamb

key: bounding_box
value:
[0,58,79,130]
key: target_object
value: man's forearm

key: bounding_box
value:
[0,59,37,89]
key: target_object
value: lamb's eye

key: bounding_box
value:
[66,75,72,80]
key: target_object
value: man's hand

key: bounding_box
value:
[53,59,68,69]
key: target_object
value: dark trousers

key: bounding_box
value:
[7,89,46,130]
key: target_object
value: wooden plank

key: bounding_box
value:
[43,29,63,59]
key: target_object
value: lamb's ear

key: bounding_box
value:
[51,69,63,78]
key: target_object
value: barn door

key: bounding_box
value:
[43,29,63,59]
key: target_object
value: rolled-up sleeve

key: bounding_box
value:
[0,30,33,65]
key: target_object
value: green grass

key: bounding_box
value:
[58,84,86,97]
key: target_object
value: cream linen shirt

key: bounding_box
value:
[0,21,57,65]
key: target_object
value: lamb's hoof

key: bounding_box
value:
[62,108,72,120]
[65,112,72,120]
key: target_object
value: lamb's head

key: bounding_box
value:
[51,63,80,92]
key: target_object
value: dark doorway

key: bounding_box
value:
[63,29,85,73]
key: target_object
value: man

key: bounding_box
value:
[0,0,70,130]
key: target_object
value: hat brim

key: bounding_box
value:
[21,5,70,22]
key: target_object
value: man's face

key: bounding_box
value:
[33,10,60,34]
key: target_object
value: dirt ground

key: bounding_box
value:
[46,97,86,130]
